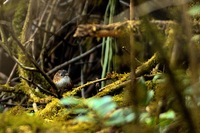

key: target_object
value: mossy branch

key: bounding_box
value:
[62,53,159,97]
[74,20,199,37]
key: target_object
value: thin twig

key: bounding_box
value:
[0,85,15,92]
[129,0,139,123]
[47,43,102,75]
[12,56,37,71]
[40,0,57,70]
[79,41,85,98]
[46,16,80,57]
[63,77,107,97]
[30,0,50,40]
[0,41,37,71]
[10,29,59,98]
[19,76,57,97]
[0,95,15,102]
[6,63,17,84]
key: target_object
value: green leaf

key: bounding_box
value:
[86,96,117,117]
[105,116,124,126]
[75,115,95,123]
[159,110,175,119]
[137,77,148,105]
[86,96,113,109]
[125,113,135,122]
[188,5,200,16]
[145,90,154,105]
[60,97,81,106]
[159,119,174,127]
[105,108,135,126]
[152,74,165,83]
[97,102,117,117]
[192,35,200,42]
[73,108,89,114]
[140,112,156,125]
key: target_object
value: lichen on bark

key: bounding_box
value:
[12,0,50,100]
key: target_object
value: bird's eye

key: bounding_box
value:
[61,73,65,76]
[60,70,67,77]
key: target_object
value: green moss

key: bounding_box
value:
[12,0,27,35]
[37,98,61,119]
[145,80,155,91]
[6,106,26,115]
[95,73,130,97]
[16,82,40,102]
[64,120,98,133]
[112,92,124,106]
[12,0,50,100]
[0,109,49,133]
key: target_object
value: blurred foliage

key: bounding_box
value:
[0,0,200,133]
[188,4,200,16]
[61,96,135,127]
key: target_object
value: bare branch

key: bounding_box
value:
[47,43,102,75]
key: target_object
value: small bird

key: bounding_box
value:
[52,70,73,96]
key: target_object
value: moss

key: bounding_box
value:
[64,120,98,133]
[0,110,49,133]
[0,104,67,132]
[95,73,130,97]
[0,102,100,133]
[37,98,61,119]
[12,0,27,35]
[145,80,155,91]
[0,84,15,92]
[12,0,50,101]
[16,82,41,102]
[35,98,99,132]
[6,106,27,115]
[112,92,124,106]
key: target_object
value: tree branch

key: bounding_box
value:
[74,20,200,37]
